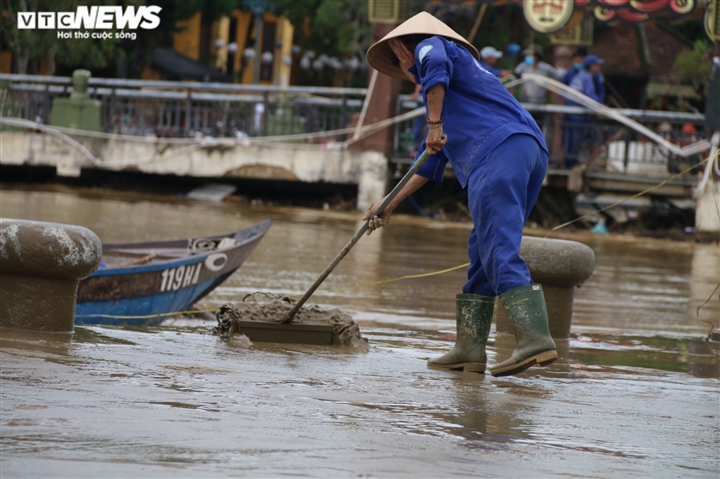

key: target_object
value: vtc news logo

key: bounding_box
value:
[17,6,162,40]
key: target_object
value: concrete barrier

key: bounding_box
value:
[494,236,595,338]
[0,132,389,211]
[0,219,102,332]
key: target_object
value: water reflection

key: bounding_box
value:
[569,236,718,335]
[0,328,74,356]
[569,334,719,378]
[444,375,535,446]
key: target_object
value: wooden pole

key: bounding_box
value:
[353,69,378,140]
[468,3,488,44]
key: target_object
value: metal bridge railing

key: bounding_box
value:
[393,95,707,174]
[0,74,367,139]
[0,73,707,175]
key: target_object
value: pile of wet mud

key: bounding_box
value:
[213,295,367,348]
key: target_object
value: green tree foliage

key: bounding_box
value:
[273,0,369,86]
[672,39,714,93]
[126,0,239,77]
[1,0,131,74]
[274,0,369,59]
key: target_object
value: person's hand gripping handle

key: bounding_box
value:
[363,133,445,236]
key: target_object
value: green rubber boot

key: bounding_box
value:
[428,293,494,373]
[490,284,558,377]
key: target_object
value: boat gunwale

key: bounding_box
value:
[90,219,272,276]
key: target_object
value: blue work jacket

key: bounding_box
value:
[408,37,547,187]
[568,70,603,106]
[561,66,581,86]
[594,73,606,103]
[564,68,605,104]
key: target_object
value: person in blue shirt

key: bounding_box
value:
[561,47,587,86]
[364,12,557,377]
[562,48,605,102]
[564,54,605,168]
[479,46,511,79]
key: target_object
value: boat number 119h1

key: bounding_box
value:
[159,253,227,293]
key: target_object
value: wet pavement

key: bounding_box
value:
[1,186,719,478]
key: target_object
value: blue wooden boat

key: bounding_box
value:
[75,220,272,326]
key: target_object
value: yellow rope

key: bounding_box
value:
[698,282,720,319]
[313,262,471,296]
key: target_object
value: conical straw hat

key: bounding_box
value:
[366,11,480,80]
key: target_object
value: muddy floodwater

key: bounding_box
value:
[1,185,719,478]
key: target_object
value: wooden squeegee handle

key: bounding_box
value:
[284,147,437,322]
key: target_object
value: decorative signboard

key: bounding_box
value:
[522,0,575,33]
[550,13,594,45]
[592,0,696,23]
[706,0,719,41]
[511,0,699,32]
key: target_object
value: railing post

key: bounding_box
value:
[174,98,181,137]
[262,91,269,136]
[43,83,50,124]
[184,89,192,136]
[24,88,30,122]
[542,110,553,144]
[623,128,630,171]
[110,88,116,132]
[340,94,347,140]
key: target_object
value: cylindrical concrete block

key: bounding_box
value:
[70,69,91,99]
[0,219,102,331]
[495,236,595,338]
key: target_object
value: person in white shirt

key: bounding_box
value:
[513,45,562,104]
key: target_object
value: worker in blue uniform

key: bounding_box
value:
[561,47,587,86]
[479,46,512,79]
[562,47,605,101]
[364,12,557,377]
[564,54,605,168]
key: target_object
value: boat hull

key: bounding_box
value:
[75,220,271,325]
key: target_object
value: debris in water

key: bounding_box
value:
[186,184,237,202]
[229,333,253,348]
[213,294,368,348]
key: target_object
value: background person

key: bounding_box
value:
[564,54,605,168]
[513,44,563,104]
[364,12,557,377]
[562,47,605,103]
[479,46,512,79]
[561,46,587,86]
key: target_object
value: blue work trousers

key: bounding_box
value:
[463,134,548,296]
[563,114,596,168]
